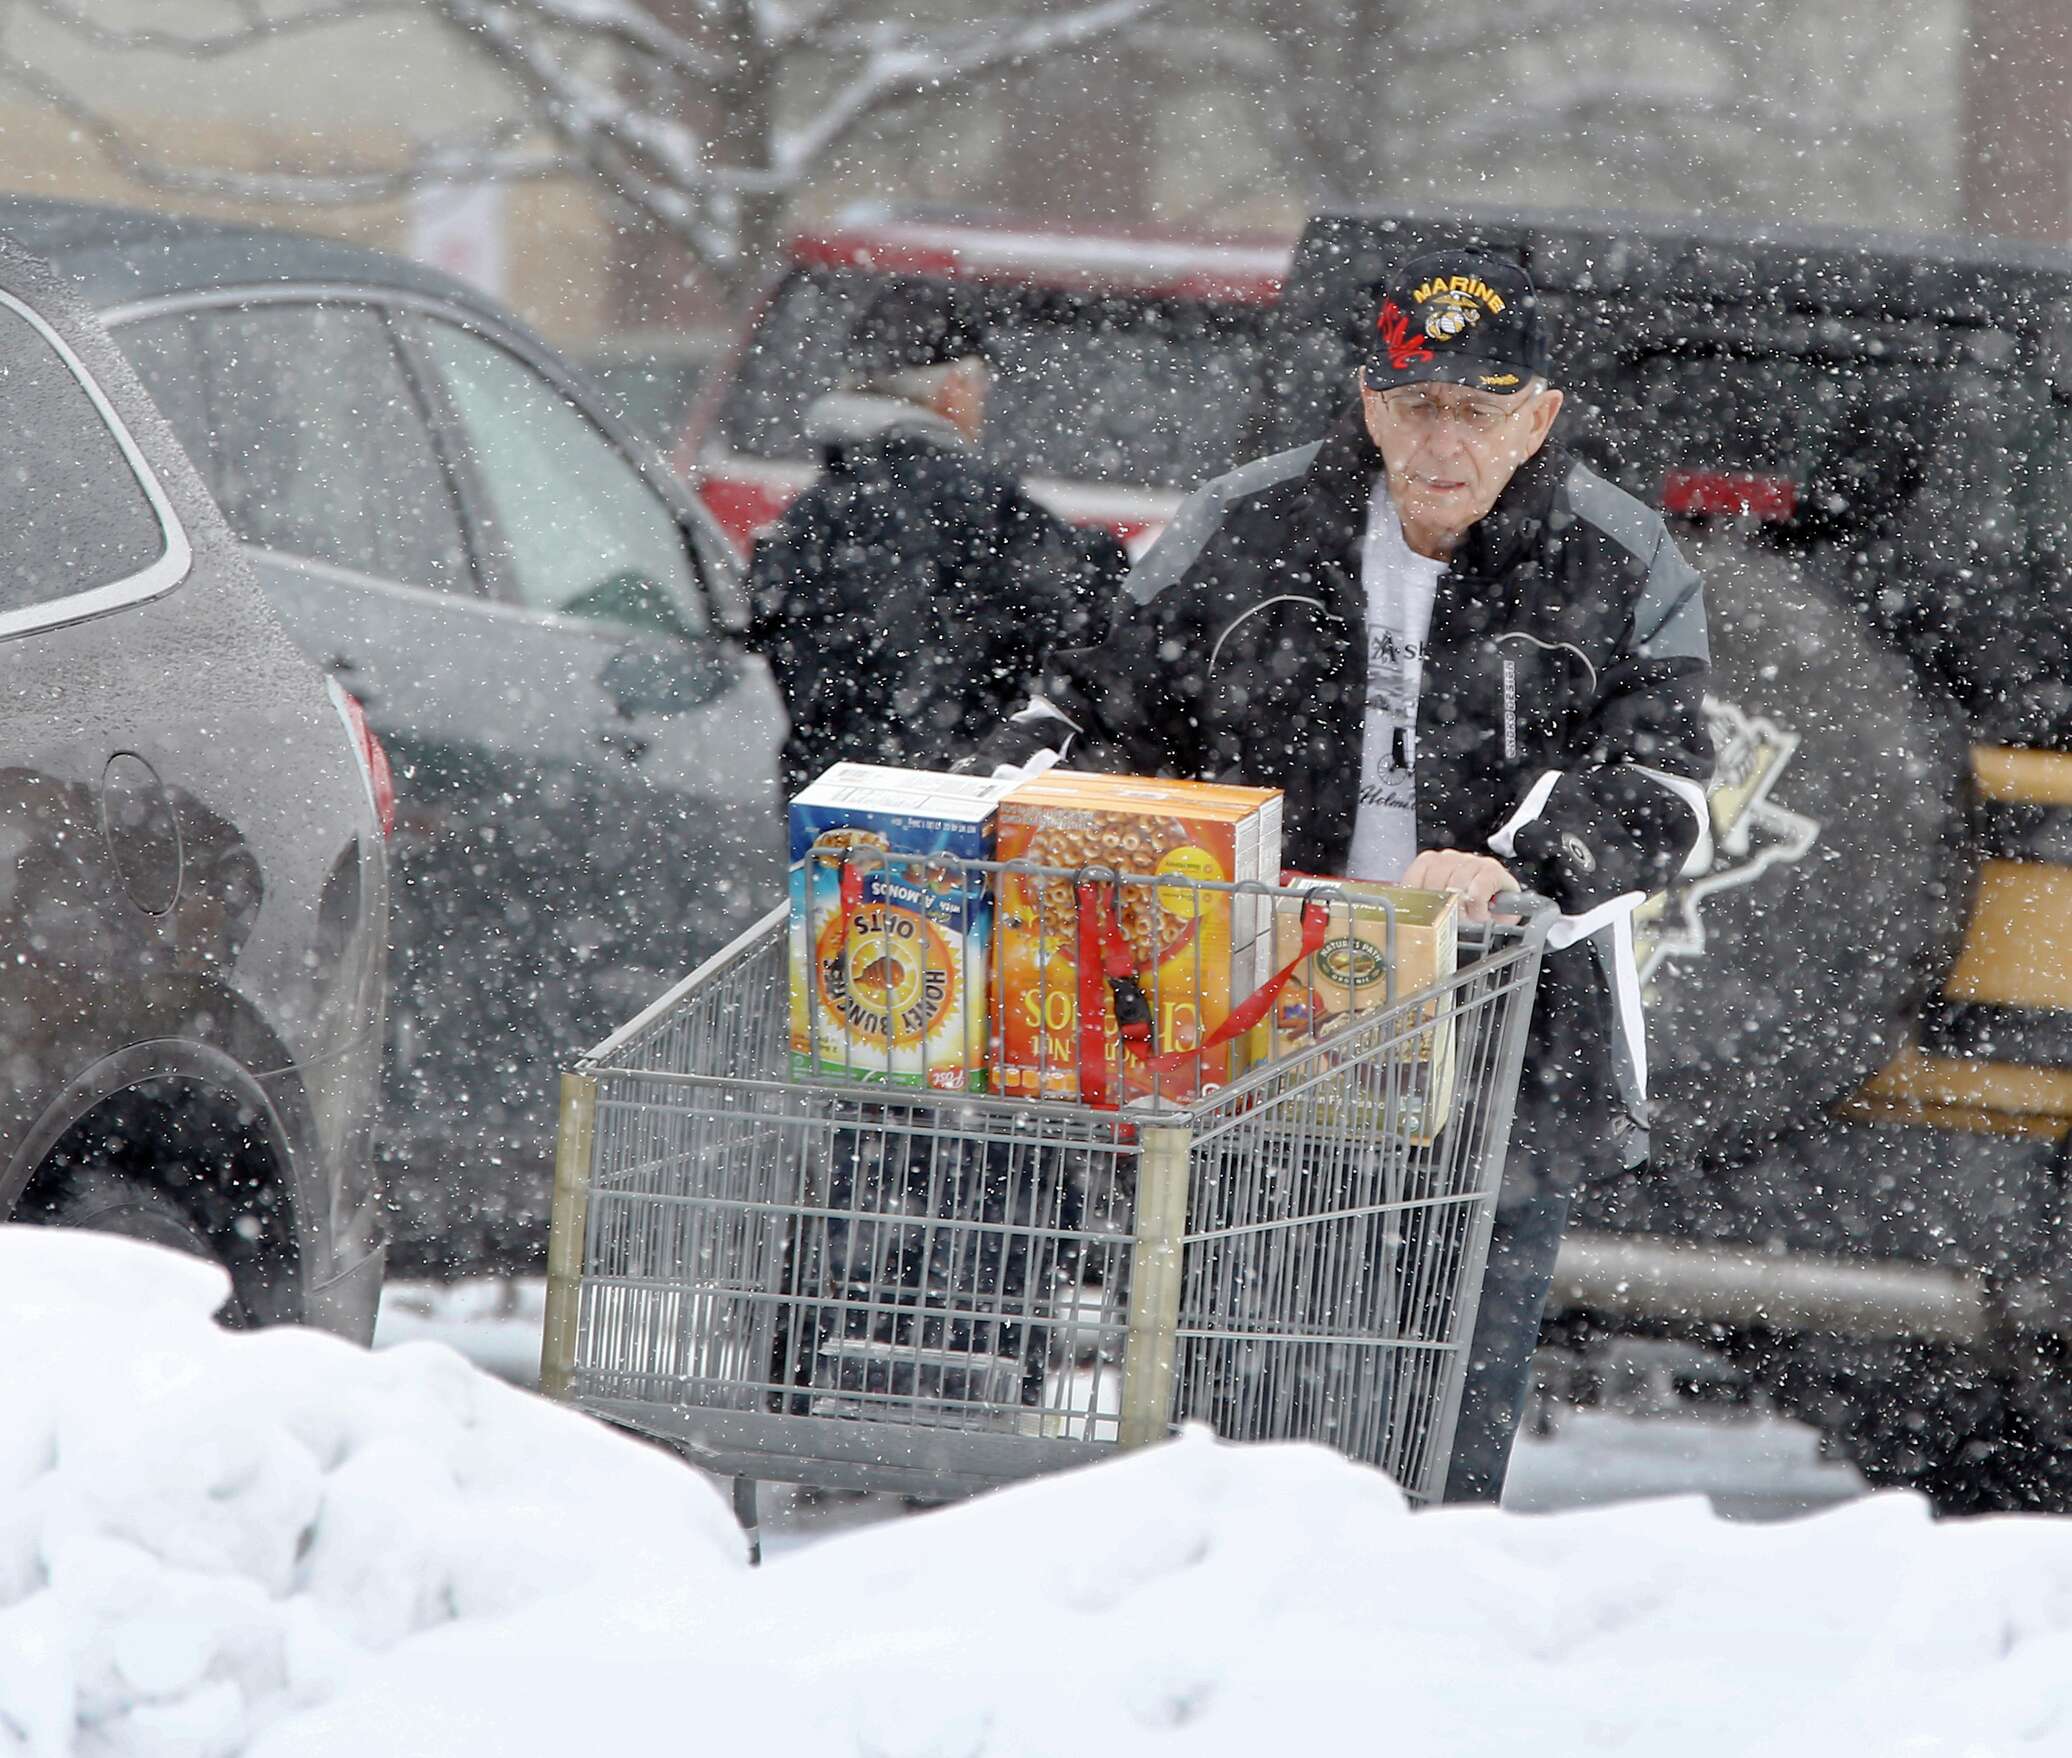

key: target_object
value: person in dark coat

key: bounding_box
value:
[978,247,1716,1502]
[745,278,1128,795]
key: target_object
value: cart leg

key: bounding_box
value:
[1119,1122,1193,1449]
[732,1475,762,1566]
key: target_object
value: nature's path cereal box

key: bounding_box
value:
[788,766,1012,1090]
[994,773,1282,1105]
[1272,876,1460,1142]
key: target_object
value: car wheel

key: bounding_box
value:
[16,1137,298,1332]
[1640,528,1976,1171]
[16,1166,275,1323]
[35,1166,216,1257]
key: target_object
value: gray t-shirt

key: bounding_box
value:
[1346,480,1445,882]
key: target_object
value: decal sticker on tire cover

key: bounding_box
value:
[1636,695,1820,990]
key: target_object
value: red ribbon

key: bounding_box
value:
[1072,882,1334,1108]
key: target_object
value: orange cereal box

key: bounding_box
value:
[994,773,1281,1106]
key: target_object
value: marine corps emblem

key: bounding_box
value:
[1422,290,1484,342]
[1410,272,1507,345]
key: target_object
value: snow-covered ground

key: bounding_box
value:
[19,1232,2057,1757]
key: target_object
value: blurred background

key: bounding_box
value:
[1,0,2057,376]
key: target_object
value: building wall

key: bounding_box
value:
[0,2,619,337]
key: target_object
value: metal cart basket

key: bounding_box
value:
[543,860,1553,1527]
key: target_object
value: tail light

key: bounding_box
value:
[326,677,396,838]
[1662,469,1799,524]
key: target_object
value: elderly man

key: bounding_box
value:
[746,278,1126,794]
[982,247,1715,1501]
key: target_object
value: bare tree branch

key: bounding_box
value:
[759,0,877,55]
[14,0,418,59]
[1243,0,1940,228]
[776,0,1165,178]
[426,0,767,264]
[1,0,1175,287]
[471,0,727,83]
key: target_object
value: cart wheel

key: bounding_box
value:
[732,1475,762,1566]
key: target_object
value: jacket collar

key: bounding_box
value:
[1299,403,1568,582]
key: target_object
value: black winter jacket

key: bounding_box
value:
[1000,409,1715,1170]
[745,401,1127,795]
[1024,409,1714,918]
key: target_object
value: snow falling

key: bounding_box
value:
[2,1,2071,1750]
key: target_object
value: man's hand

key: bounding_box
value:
[1403,849,1519,923]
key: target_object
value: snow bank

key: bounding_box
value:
[0,1231,742,1757]
[11,1230,2072,1756]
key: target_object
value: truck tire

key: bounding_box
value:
[1768,1134,2072,1515]
[1775,1334,2072,1514]
[1639,529,1975,1171]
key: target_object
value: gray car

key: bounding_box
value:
[0,235,390,1336]
[3,198,787,1272]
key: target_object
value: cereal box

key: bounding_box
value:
[993,772,1282,1105]
[788,766,1014,1091]
[1271,876,1459,1142]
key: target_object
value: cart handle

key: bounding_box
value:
[1490,890,1557,924]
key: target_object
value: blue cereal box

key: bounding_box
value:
[788,766,1008,1091]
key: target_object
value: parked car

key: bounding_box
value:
[684,209,1293,553]
[4,197,786,1272]
[1255,206,2072,1507]
[0,234,390,1334]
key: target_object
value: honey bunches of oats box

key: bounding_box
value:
[1271,877,1460,1143]
[788,765,1013,1091]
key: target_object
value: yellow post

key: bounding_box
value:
[540,1071,598,1401]
[1118,1122,1192,1449]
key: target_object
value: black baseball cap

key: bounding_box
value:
[1359,249,1549,395]
[848,278,988,375]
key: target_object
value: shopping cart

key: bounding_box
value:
[542,855,1553,1551]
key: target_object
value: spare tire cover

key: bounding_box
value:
[1641,527,1974,1170]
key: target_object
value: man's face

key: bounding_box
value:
[1360,373,1564,547]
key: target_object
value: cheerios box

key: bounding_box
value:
[1271,875,1459,1142]
[993,772,1282,1105]
[788,765,1015,1091]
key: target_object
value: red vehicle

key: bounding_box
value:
[681,212,1293,555]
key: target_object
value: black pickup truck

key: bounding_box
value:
[1251,208,2072,1508]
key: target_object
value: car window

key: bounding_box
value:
[1581,322,2047,738]
[714,268,1268,491]
[581,354,710,453]
[0,295,167,618]
[982,291,1265,490]
[122,304,473,595]
[407,317,704,637]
